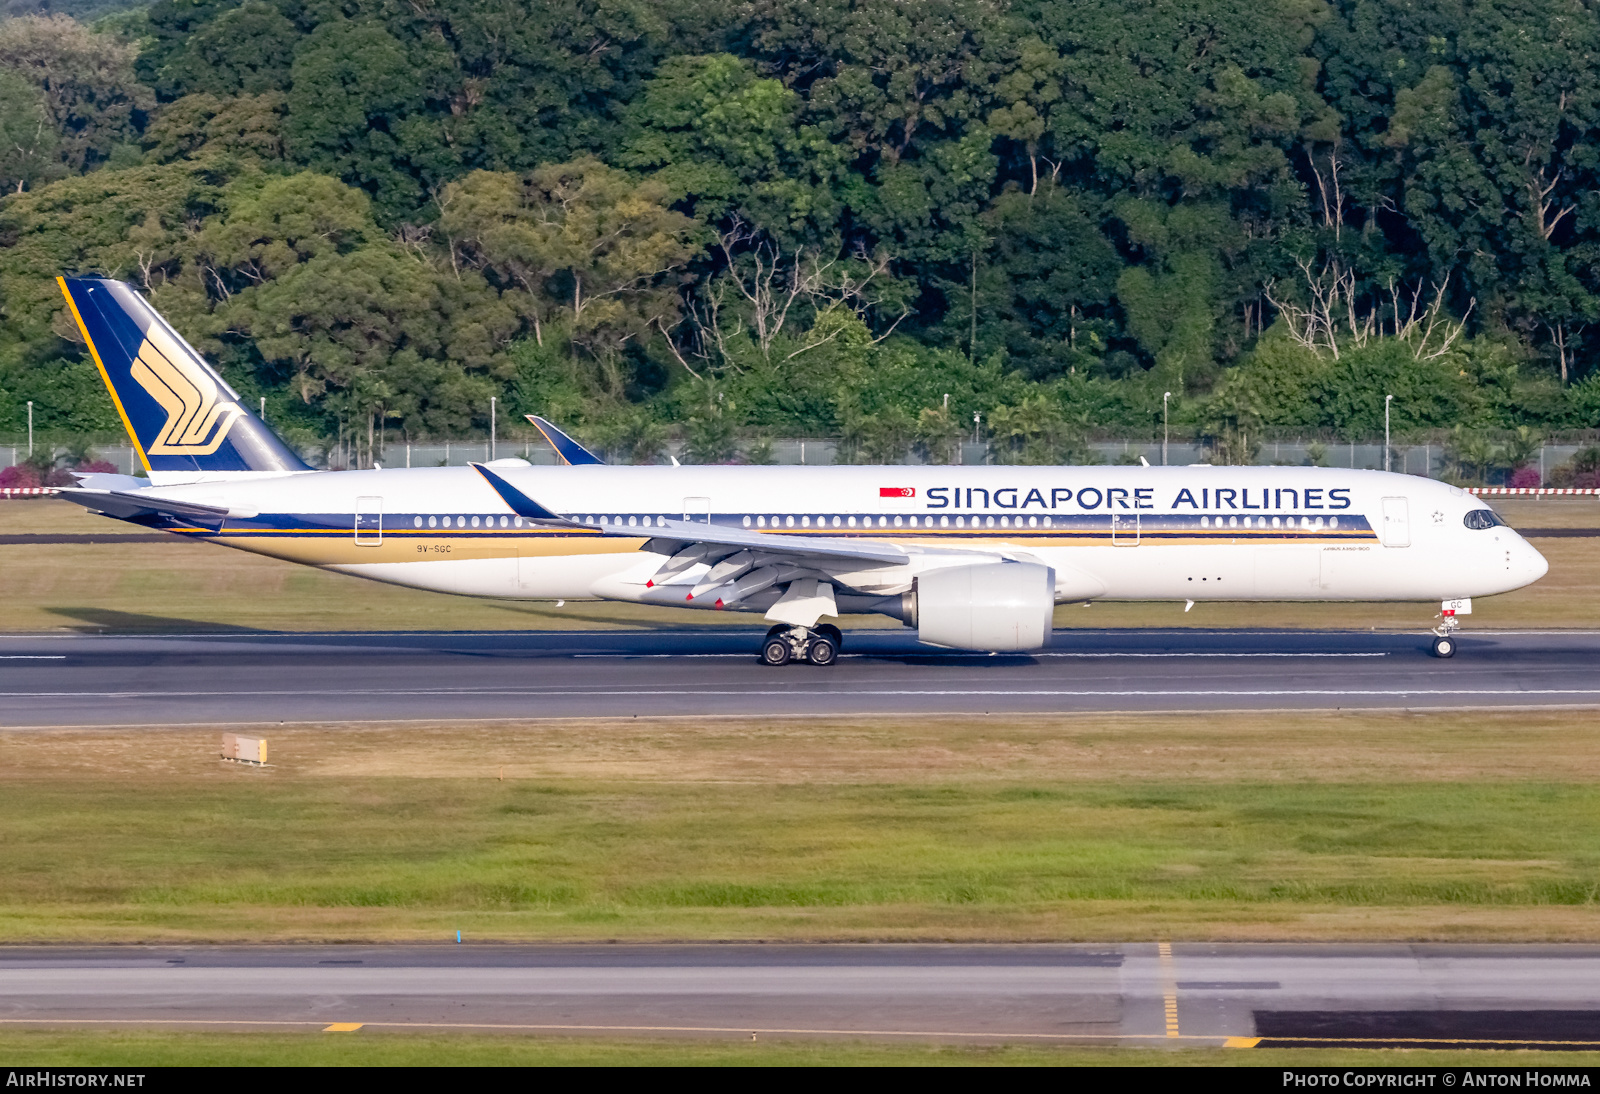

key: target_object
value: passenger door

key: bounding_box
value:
[1380,497,1410,547]
[354,496,383,545]
[1110,513,1140,545]
[682,497,711,524]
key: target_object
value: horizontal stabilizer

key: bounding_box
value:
[68,471,151,492]
[526,415,604,466]
[57,487,235,525]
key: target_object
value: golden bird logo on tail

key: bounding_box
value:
[130,324,243,455]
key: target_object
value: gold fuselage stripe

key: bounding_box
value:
[175,524,1375,568]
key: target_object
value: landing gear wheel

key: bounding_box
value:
[761,636,792,666]
[806,634,838,666]
[817,623,842,651]
[1431,635,1456,659]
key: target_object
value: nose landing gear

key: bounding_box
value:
[760,623,841,667]
[1430,604,1461,658]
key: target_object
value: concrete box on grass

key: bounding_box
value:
[221,733,267,765]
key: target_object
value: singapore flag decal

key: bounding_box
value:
[879,487,915,498]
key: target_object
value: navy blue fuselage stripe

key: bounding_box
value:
[148,510,1376,540]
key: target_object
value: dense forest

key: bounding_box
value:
[3,0,1600,474]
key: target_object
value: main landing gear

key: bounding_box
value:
[761,623,841,667]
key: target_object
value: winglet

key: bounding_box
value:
[526,415,604,466]
[471,463,567,521]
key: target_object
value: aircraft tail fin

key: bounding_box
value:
[526,415,604,465]
[57,276,312,480]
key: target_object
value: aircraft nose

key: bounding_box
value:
[1518,535,1549,583]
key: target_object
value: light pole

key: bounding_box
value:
[259,396,266,423]
[490,396,497,461]
[26,401,33,458]
[1162,392,1171,466]
[1384,395,1393,472]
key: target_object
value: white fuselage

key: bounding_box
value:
[123,463,1548,615]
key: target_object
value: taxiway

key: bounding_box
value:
[2,944,1599,1048]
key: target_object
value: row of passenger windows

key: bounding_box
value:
[741,514,1052,529]
[413,515,527,528]
[566,514,1054,528]
[408,512,1343,530]
[1201,515,1338,529]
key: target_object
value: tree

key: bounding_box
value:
[0,70,61,194]
[1023,0,1335,372]
[0,13,153,173]
[1326,0,1600,380]
[746,0,1007,264]
[0,160,236,356]
[748,0,1004,169]
[143,91,287,164]
[1115,199,1240,389]
[988,392,1087,464]
[986,36,1065,194]
[222,243,513,433]
[284,20,458,222]
[408,0,675,176]
[959,183,1124,379]
[440,159,702,396]
[620,53,847,238]
[143,0,299,99]
[192,171,378,294]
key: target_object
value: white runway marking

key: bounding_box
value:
[571,652,1392,659]
[8,687,1600,699]
[999,652,1387,659]
[0,656,66,660]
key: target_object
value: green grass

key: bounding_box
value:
[3,1030,1600,1066]
[6,774,1600,941]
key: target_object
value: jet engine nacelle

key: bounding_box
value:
[912,562,1056,651]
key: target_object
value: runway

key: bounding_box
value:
[3,944,1600,1048]
[2,628,1599,727]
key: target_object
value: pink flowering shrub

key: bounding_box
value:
[0,464,41,488]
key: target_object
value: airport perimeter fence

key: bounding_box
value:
[3,436,1598,483]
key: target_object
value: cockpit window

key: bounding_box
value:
[1463,509,1506,530]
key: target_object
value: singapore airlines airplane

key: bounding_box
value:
[53,276,1547,663]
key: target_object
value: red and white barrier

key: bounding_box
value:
[1468,487,1600,496]
[0,487,59,498]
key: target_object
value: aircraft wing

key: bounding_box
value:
[638,515,908,564]
[471,463,908,566]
